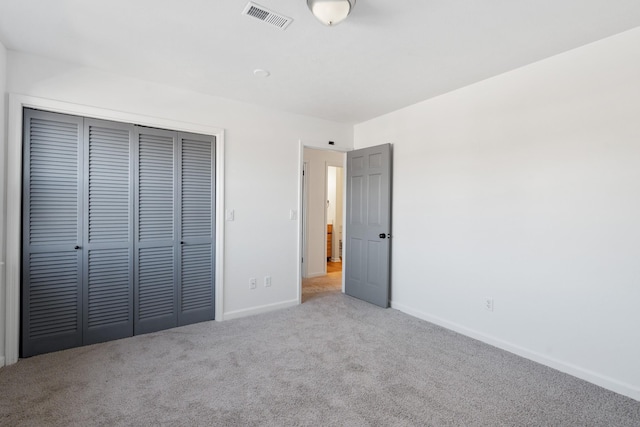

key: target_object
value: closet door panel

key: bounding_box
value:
[178,134,215,325]
[138,247,175,322]
[83,120,134,344]
[135,128,178,334]
[138,132,175,241]
[180,244,213,322]
[22,109,84,357]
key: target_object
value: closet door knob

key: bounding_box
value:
[74,245,81,250]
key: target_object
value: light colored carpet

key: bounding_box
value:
[1,292,639,426]
[302,263,342,302]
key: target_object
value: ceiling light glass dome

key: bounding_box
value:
[307,0,356,26]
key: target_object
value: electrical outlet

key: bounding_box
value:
[484,297,494,312]
[250,278,257,289]
[264,276,271,287]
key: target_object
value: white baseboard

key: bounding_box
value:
[223,299,299,321]
[391,300,640,402]
[0,263,5,369]
[330,257,342,263]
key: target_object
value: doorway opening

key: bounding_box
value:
[300,147,345,302]
[325,164,344,290]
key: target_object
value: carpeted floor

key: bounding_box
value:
[1,291,639,426]
[302,262,342,302]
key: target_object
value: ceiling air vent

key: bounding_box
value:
[242,2,293,30]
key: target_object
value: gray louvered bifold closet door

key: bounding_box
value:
[134,127,179,334]
[83,119,134,344]
[22,109,84,357]
[178,132,215,325]
[23,110,215,356]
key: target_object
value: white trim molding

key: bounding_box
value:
[5,94,226,364]
[223,298,299,321]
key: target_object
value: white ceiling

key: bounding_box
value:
[1,0,639,124]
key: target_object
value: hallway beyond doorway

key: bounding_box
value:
[302,262,342,302]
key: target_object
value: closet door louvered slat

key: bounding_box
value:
[83,120,134,344]
[178,134,215,325]
[22,109,84,357]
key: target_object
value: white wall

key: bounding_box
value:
[2,50,353,341]
[0,40,7,365]
[327,167,337,225]
[303,148,345,277]
[354,27,640,401]
[331,166,343,262]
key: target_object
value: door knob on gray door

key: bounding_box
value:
[74,245,81,250]
[379,233,390,239]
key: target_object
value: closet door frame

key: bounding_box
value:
[5,95,225,366]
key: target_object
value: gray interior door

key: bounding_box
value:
[134,127,179,335]
[22,109,84,357]
[345,143,392,308]
[178,133,215,325]
[83,119,134,345]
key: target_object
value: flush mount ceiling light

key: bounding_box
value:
[307,0,356,26]
[253,69,271,77]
